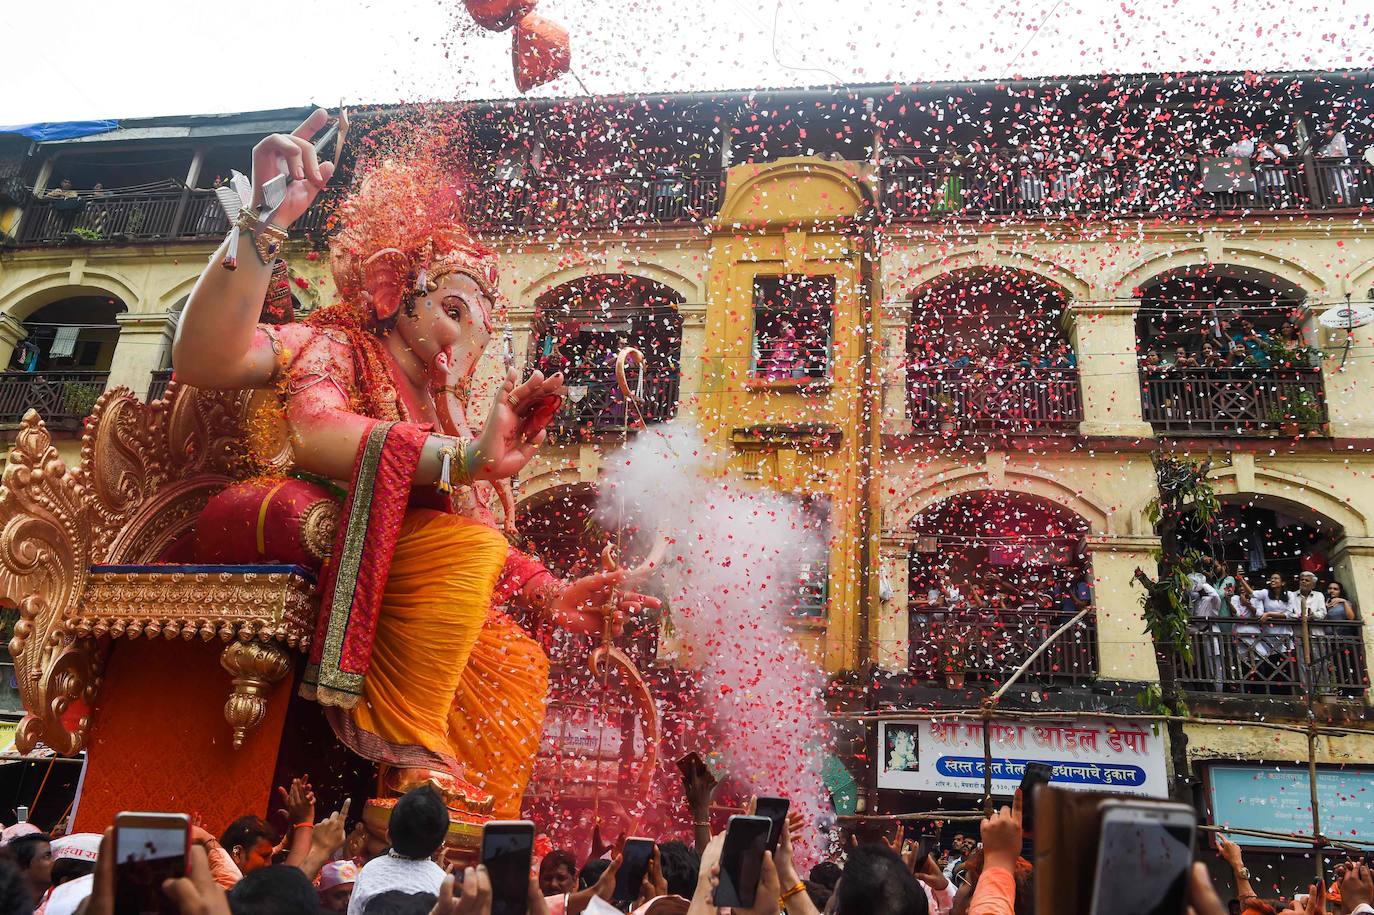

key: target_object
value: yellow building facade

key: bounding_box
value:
[5,78,1374,853]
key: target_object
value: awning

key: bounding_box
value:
[0,120,120,142]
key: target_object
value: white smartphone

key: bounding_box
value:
[1087,799,1196,915]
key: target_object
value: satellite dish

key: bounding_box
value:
[1318,304,1374,330]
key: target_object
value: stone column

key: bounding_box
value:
[0,314,29,370]
[876,532,914,671]
[1329,536,1374,706]
[1314,305,1374,438]
[107,312,177,400]
[677,304,707,421]
[1085,535,1164,683]
[1063,301,1154,439]
[879,304,911,436]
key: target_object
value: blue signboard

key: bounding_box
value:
[1207,765,1374,848]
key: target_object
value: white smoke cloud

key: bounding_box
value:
[602,420,831,865]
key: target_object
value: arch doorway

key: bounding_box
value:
[2,292,125,429]
[906,267,1081,436]
[1173,494,1364,695]
[531,275,683,440]
[906,490,1095,687]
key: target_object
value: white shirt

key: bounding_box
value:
[1287,588,1327,619]
[348,853,447,915]
[1188,575,1222,619]
[1319,132,1349,157]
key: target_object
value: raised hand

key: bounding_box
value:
[980,789,1023,870]
[249,108,336,228]
[275,776,316,826]
[473,368,566,481]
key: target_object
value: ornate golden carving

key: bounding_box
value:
[299,500,339,562]
[75,568,317,648]
[0,382,298,754]
[220,640,291,748]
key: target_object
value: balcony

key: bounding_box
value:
[1140,367,1326,436]
[0,370,109,431]
[907,367,1082,436]
[11,187,341,247]
[883,155,1374,221]
[909,605,1097,686]
[471,173,723,232]
[1178,617,1367,697]
[547,373,679,442]
[146,368,174,403]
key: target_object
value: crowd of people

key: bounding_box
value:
[1167,557,1360,692]
[1139,319,1318,377]
[883,118,1374,215]
[3,767,1369,915]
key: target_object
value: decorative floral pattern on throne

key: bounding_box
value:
[0,381,291,755]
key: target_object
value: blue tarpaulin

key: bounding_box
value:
[0,120,119,142]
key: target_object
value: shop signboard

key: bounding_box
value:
[1207,765,1374,848]
[877,716,1169,797]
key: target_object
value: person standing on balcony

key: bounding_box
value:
[1316,121,1356,206]
[1326,581,1357,621]
[1172,346,1200,370]
[1187,571,1226,692]
[1254,132,1292,206]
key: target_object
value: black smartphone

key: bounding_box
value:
[754,796,790,853]
[676,751,708,781]
[482,820,536,915]
[614,837,655,905]
[113,811,190,915]
[1018,761,1054,834]
[1088,800,1196,915]
[713,815,772,909]
[914,831,939,865]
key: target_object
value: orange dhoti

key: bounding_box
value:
[330,507,549,816]
[451,612,551,817]
[334,509,506,773]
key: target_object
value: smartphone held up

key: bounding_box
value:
[113,811,191,915]
[481,820,536,915]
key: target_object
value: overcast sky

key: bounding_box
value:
[6,0,1374,124]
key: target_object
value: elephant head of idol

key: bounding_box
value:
[328,158,504,433]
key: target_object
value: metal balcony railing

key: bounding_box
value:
[1178,616,1367,697]
[470,172,724,232]
[146,368,174,403]
[0,370,109,431]
[13,187,342,247]
[883,155,1374,220]
[547,373,679,442]
[908,367,1082,435]
[909,605,1098,685]
[1140,366,1327,436]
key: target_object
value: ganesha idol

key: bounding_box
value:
[0,109,657,843]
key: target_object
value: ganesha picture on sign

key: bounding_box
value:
[885,724,920,772]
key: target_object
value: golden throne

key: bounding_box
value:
[0,380,325,823]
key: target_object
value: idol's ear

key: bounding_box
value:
[362,248,411,323]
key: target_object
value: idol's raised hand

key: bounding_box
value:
[471,368,566,481]
[250,107,337,227]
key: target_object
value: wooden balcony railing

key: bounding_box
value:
[1140,367,1327,436]
[884,156,1374,220]
[0,370,109,431]
[470,173,724,232]
[13,187,342,247]
[146,368,174,403]
[1178,616,1367,697]
[547,373,679,442]
[907,367,1082,435]
[909,605,1097,685]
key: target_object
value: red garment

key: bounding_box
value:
[302,420,432,708]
